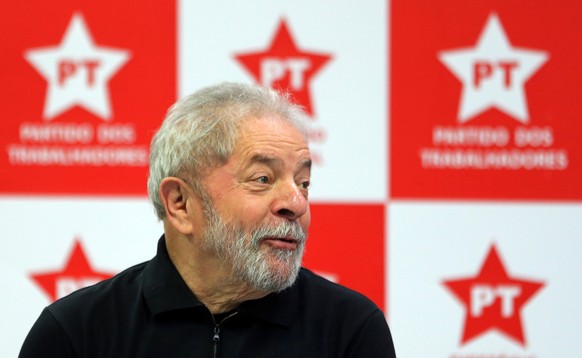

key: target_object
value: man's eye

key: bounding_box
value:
[300,181,310,189]
[255,176,269,184]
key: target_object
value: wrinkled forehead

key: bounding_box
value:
[230,116,310,166]
[236,116,309,147]
[236,114,309,142]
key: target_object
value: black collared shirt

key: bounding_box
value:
[19,236,396,357]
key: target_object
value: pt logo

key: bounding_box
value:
[25,12,130,120]
[30,239,114,302]
[439,13,548,123]
[234,19,332,117]
[443,244,544,346]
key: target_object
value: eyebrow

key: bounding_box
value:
[299,159,312,171]
[250,154,312,171]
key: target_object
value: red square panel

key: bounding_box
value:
[304,203,386,310]
[390,0,582,200]
[0,1,175,195]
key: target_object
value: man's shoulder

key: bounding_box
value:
[295,267,381,314]
[297,267,375,300]
[47,260,149,320]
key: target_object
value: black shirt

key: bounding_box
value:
[19,236,396,357]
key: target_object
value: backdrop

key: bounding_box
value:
[1,1,580,357]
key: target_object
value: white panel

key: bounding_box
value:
[388,201,582,357]
[179,0,387,202]
[0,197,162,358]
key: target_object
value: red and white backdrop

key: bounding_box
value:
[1,1,580,357]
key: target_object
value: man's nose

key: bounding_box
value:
[272,180,308,220]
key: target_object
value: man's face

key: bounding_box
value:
[197,116,312,292]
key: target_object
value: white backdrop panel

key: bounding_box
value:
[179,0,388,203]
[0,197,162,358]
[388,201,582,357]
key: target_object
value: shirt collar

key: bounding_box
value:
[142,235,300,327]
[142,236,205,315]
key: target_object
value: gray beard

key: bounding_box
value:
[200,200,307,293]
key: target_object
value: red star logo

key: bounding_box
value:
[443,244,544,346]
[234,19,332,116]
[30,238,114,302]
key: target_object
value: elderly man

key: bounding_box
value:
[19,83,396,357]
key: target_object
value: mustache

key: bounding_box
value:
[250,221,307,244]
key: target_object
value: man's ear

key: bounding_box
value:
[159,177,196,234]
